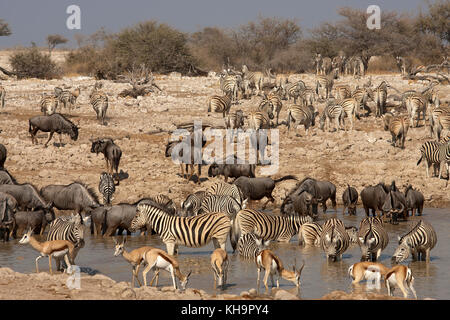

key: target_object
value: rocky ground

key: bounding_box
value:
[0,51,448,299]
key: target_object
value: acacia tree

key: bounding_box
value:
[46,34,68,54]
[416,0,450,46]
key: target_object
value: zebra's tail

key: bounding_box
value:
[274,175,298,183]
[230,216,241,253]
[416,154,423,166]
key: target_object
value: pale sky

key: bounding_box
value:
[0,0,427,48]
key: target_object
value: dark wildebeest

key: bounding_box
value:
[28,113,79,147]
[208,158,256,183]
[0,199,15,241]
[0,183,52,211]
[360,182,390,217]
[0,143,6,168]
[0,191,18,213]
[90,138,122,183]
[0,168,17,184]
[40,182,100,219]
[13,209,55,237]
[342,185,358,215]
[280,189,314,217]
[283,177,337,215]
[381,182,407,224]
[233,175,297,209]
[404,185,424,217]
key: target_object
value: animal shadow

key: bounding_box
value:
[114,170,129,182]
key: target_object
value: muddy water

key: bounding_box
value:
[1,208,449,299]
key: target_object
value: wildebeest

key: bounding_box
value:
[90,138,122,182]
[0,199,15,241]
[0,191,18,213]
[381,182,408,224]
[233,175,297,209]
[282,177,337,215]
[0,143,6,168]
[13,209,55,237]
[280,189,314,217]
[40,182,100,218]
[360,182,390,217]
[404,185,424,217]
[208,158,256,183]
[342,185,358,215]
[28,113,79,147]
[0,183,52,211]
[0,169,16,184]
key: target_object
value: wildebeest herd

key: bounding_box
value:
[0,61,447,299]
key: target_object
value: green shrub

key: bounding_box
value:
[10,46,61,79]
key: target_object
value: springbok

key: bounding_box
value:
[211,248,229,290]
[19,228,75,275]
[141,248,191,290]
[113,237,154,288]
[256,249,304,294]
[348,261,390,288]
[385,265,417,299]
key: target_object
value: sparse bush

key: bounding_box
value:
[10,46,61,79]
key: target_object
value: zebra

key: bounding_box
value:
[388,115,409,149]
[298,222,322,246]
[219,74,240,102]
[200,194,244,219]
[319,218,350,262]
[435,113,450,143]
[56,87,80,113]
[319,103,344,132]
[205,181,246,207]
[436,140,450,180]
[98,172,115,205]
[207,91,232,118]
[405,93,426,128]
[130,202,231,255]
[417,140,444,177]
[300,87,316,106]
[181,191,206,216]
[346,56,365,77]
[284,80,306,103]
[334,84,352,100]
[315,73,335,99]
[46,214,85,271]
[248,110,273,130]
[392,219,437,263]
[374,81,388,117]
[351,87,372,116]
[428,105,450,140]
[89,83,108,125]
[237,233,269,259]
[231,208,313,251]
[357,217,389,262]
[259,92,283,126]
[0,84,5,108]
[242,65,264,95]
[286,104,317,135]
[338,98,359,131]
[39,94,59,115]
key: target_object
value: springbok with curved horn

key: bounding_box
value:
[256,249,305,294]
[19,228,75,275]
[141,248,191,290]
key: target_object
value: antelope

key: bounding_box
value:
[18,228,75,275]
[113,237,154,288]
[256,249,304,294]
[385,264,417,299]
[211,248,229,290]
[141,248,192,290]
[348,261,389,288]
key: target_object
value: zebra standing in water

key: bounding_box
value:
[46,214,85,271]
[299,222,322,246]
[207,91,232,118]
[231,208,313,251]
[89,82,108,125]
[237,233,269,258]
[319,218,350,262]
[99,172,115,205]
[205,181,246,207]
[181,191,206,216]
[320,103,344,132]
[200,194,244,219]
[357,217,389,262]
[39,94,59,115]
[392,219,437,263]
[0,84,5,108]
[130,203,231,256]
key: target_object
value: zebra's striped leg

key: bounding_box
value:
[166,242,176,256]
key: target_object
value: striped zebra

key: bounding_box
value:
[56,87,80,113]
[389,116,409,149]
[259,92,283,125]
[284,80,306,104]
[435,113,450,143]
[248,110,273,130]
[181,191,206,216]
[46,214,85,271]
[130,203,231,255]
[300,87,315,106]
[200,194,244,219]
[98,172,115,205]
[428,105,450,140]
[351,87,372,116]
[405,93,426,128]
[338,98,359,131]
[207,91,232,117]
[315,73,334,99]
[436,140,450,180]
[286,104,316,135]
[0,84,5,108]
[231,208,313,251]
[334,84,351,100]
[298,222,322,246]
[357,217,389,262]
[89,83,108,125]
[319,103,344,132]
[39,94,59,115]
[417,140,444,177]
[237,233,269,259]
[242,65,264,95]
[319,218,350,262]
[392,219,437,263]
[374,81,388,117]
[205,181,246,207]
[219,74,240,102]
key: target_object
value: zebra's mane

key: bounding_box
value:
[71,181,100,203]
[399,220,424,243]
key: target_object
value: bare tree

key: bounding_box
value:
[117,64,162,98]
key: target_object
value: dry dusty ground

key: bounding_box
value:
[0,51,448,299]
